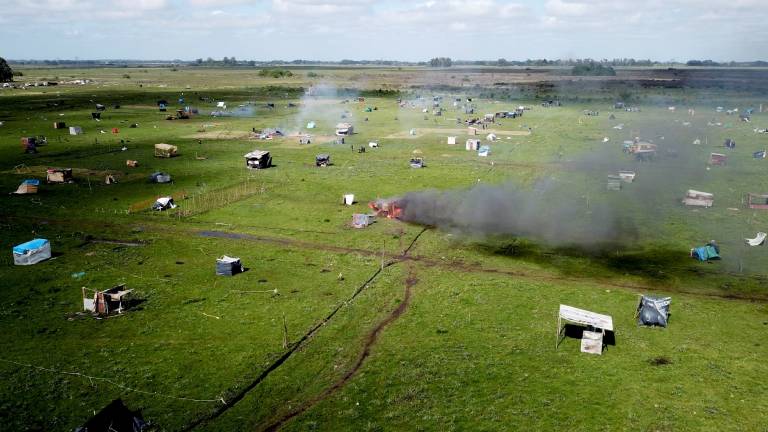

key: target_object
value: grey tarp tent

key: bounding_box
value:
[635,296,671,327]
[216,256,244,276]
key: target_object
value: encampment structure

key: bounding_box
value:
[46,168,73,184]
[682,190,714,207]
[12,179,39,194]
[12,238,51,265]
[82,284,133,315]
[556,304,613,355]
[154,143,178,158]
[244,150,272,169]
[635,296,671,327]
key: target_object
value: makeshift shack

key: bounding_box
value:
[69,126,83,135]
[216,256,243,276]
[635,296,671,327]
[335,123,354,136]
[148,172,171,183]
[746,193,768,209]
[410,157,425,168]
[46,168,73,184]
[618,171,636,182]
[82,284,133,315]
[299,135,311,145]
[352,213,374,228]
[74,399,148,432]
[12,238,51,265]
[244,150,272,169]
[316,154,331,167]
[447,136,457,145]
[709,153,727,166]
[682,189,714,207]
[690,241,720,261]
[12,179,39,194]
[466,139,481,151]
[556,305,613,355]
[152,196,176,211]
[607,175,622,191]
[154,143,178,158]
[53,121,66,129]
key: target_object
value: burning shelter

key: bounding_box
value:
[216,256,244,276]
[12,238,51,265]
[335,123,354,136]
[46,168,73,184]
[12,179,39,194]
[82,284,133,315]
[682,190,714,207]
[635,296,671,327]
[154,143,178,158]
[244,150,272,169]
[556,304,614,355]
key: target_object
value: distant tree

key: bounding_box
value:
[205,57,214,64]
[497,58,509,66]
[195,58,203,65]
[0,57,14,82]
[429,57,453,67]
[247,60,256,67]
[222,56,230,65]
[571,62,616,76]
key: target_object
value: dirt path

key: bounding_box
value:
[261,271,418,432]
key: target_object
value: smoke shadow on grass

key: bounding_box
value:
[475,237,694,283]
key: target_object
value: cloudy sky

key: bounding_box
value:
[1,0,766,61]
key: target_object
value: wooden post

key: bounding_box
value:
[282,314,288,349]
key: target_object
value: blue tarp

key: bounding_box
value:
[22,179,40,186]
[692,244,720,261]
[13,238,49,254]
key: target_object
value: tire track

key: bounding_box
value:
[181,228,429,431]
[261,271,418,432]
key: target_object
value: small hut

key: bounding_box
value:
[244,150,272,169]
[46,168,73,184]
[12,239,51,265]
[154,143,178,158]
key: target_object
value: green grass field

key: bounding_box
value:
[1,66,767,431]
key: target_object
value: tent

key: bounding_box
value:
[152,196,176,211]
[368,141,379,148]
[754,150,766,159]
[126,160,139,168]
[244,150,272,169]
[83,284,133,315]
[69,126,83,135]
[410,157,425,168]
[635,296,671,327]
[709,153,727,166]
[13,239,51,265]
[343,194,355,205]
[12,179,39,194]
[478,145,490,157]
[53,121,66,129]
[148,172,171,183]
[466,139,480,151]
[556,304,613,355]
[216,256,244,276]
[74,399,148,432]
[724,138,735,149]
[447,136,457,145]
[486,133,497,141]
[747,193,768,209]
[46,168,73,184]
[315,154,330,167]
[690,242,720,261]
[154,143,178,158]
[306,121,316,129]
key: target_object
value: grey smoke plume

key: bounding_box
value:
[397,180,635,248]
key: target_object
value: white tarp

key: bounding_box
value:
[559,304,613,331]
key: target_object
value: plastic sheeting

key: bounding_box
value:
[216,256,243,276]
[637,296,671,327]
[13,238,51,265]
